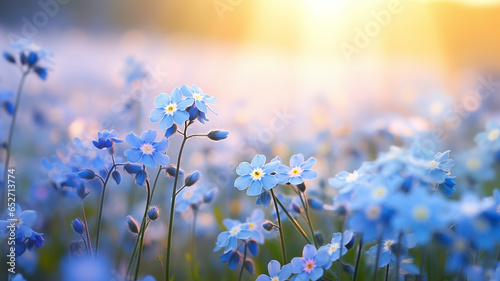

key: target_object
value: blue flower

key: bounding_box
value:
[0,204,37,238]
[365,236,418,274]
[319,231,354,262]
[26,231,45,250]
[234,154,279,196]
[92,130,123,150]
[244,209,267,244]
[214,219,252,253]
[149,88,193,129]
[290,244,330,281]
[276,154,318,185]
[474,118,500,151]
[256,260,293,281]
[124,129,169,168]
[180,84,216,114]
[390,188,454,245]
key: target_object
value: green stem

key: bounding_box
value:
[165,122,189,281]
[81,203,94,259]
[271,189,287,264]
[338,216,346,280]
[150,166,163,201]
[353,236,363,281]
[95,163,117,254]
[191,208,198,281]
[125,232,141,279]
[2,71,28,210]
[134,179,152,281]
[419,245,427,281]
[274,195,312,244]
[394,232,403,281]
[296,188,318,247]
[372,238,383,281]
[238,242,248,281]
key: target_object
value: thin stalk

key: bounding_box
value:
[2,71,28,209]
[95,163,117,253]
[238,242,248,281]
[274,196,312,244]
[149,166,163,201]
[191,208,198,281]
[394,232,403,281]
[297,189,318,247]
[81,203,94,258]
[372,239,383,281]
[186,134,208,139]
[385,264,390,281]
[419,245,427,281]
[271,189,287,264]
[338,216,346,281]
[134,179,152,281]
[353,236,363,281]
[174,185,187,197]
[81,234,89,256]
[165,122,189,280]
[125,233,141,279]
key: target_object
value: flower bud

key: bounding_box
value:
[165,165,184,178]
[3,52,15,64]
[72,218,85,235]
[126,215,140,234]
[297,182,307,192]
[315,232,325,246]
[262,221,275,232]
[292,203,302,214]
[203,189,217,203]
[207,130,229,141]
[148,206,160,220]
[124,163,142,174]
[77,169,96,180]
[185,170,201,186]
[308,198,323,210]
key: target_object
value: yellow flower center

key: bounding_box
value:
[271,277,279,281]
[290,167,302,177]
[488,129,500,141]
[372,187,387,199]
[467,158,481,170]
[252,168,265,180]
[140,143,155,155]
[193,93,203,100]
[248,223,255,229]
[430,160,438,167]
[346,171,359,183]
[383,240,394,251]
[230,226,240,236]
[165,103,177,115]
[366,205,381,220]
[329,243,340,255]
[412,205,429,222]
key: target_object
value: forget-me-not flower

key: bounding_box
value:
[124,129,169,168]
[180,84,216,114]
[256,260,293,281]
[149,88,193,129]
[290,244,330,281]
[92,130,123,150]
[276,153,318,185]
[234,154,279,196]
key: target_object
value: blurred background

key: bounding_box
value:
[2,0,500,280]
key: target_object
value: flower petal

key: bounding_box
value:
[152,151,170,166]
[173,110,189,125]
[149,108,165,123]
[247,180,263,196]
[159,115,174,130]
[125,132,143,147]
[236,162,253,175]
[251,154,266,168]
[124,148,143,163]
[300,157,317,170]
[290,153,304,167]
[171,88,183,102]
[141,154,157,168]
[140,129,157,143]
[234,175,252,190]
[154,93,170,107]
[261,175,277,190]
